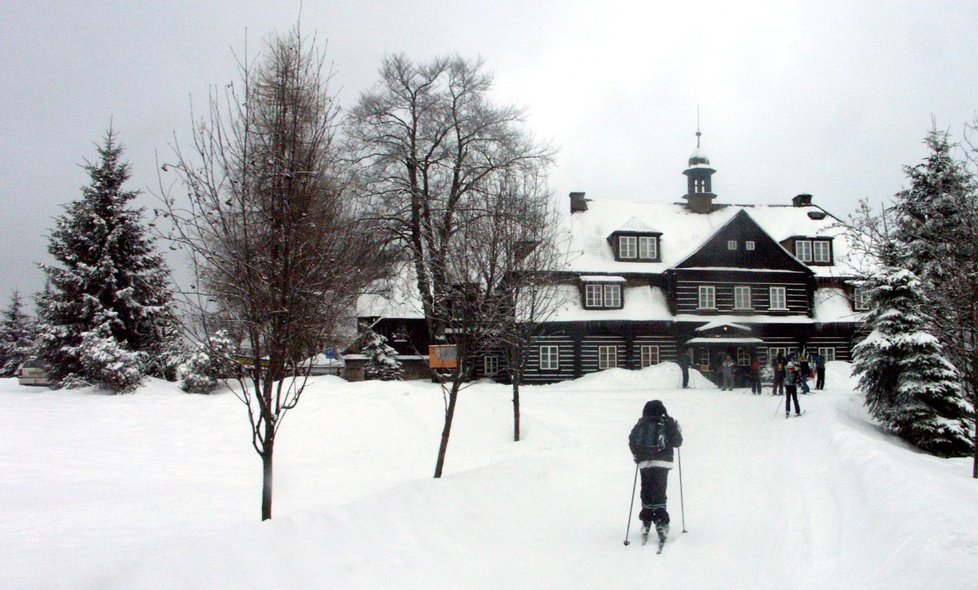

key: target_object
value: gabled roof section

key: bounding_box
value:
[675,210,813,274]
[613,217,659,234]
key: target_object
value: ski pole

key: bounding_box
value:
[678,448,687,533]
[774,397,785,417]
[623,464,639,545]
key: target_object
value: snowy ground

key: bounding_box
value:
[2,362,976,590]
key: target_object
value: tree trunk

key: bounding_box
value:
[261,433,274,521]
[512,379,521,442]
[973,389,977,479]
[434,379,462,478]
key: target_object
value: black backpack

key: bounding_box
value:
[635,416,667,452]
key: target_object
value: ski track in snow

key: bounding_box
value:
[0,364,976,590]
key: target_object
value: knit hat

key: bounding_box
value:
[643,400,667,417]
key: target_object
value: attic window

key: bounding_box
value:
[745,241,756,251]
[613,233,660,262]
[727,240,738,250]
[582,276,625,310]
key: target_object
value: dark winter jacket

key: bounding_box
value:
[629,400,683,468]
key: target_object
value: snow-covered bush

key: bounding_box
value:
[75,328,145,394]
[362,330,403,381]
[179,331,237,394]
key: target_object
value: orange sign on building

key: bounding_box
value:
[428,345,459,369]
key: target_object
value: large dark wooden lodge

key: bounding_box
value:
[358,133,867,384]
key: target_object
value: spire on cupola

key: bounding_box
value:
[682,120,718,214]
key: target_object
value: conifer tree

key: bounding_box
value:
[852,248,973,457]
[36,130,175,391]
[0,291,35,377]
[362,330,403,381]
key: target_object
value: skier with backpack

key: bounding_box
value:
[628,400,683,548]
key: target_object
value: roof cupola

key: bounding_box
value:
[682,128,717,214]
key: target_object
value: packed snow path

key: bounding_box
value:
[2,362,976,589]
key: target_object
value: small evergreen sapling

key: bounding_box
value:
[179,331,237,394]
[0,291,36,377]
[362,330,403,381]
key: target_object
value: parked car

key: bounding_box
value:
[17,360,52,387]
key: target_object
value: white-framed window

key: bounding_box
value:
[539,345,559,370]
[727,240,738,250]
[604,284,621,308]
[737,348,751,366]
[854,287,870,311]
[585,284,603,307]
[768,347,787,363]
[813,240,831,263]
[483,355,498,376]
[698,350,711,368]
[639,236,657,259]
[640,345,659,368]
[734,286,752,310]
[619,236,637,259]
[745,240,756,251]
[795,240,812,262]
[698,285,716,309]
[818,347,836,362]
[770,286,787,310]
[598,345,617,370]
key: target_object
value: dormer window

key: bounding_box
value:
[619,236,637,259]
[795,240,812,262]
[793,238,833,265]
[581,276,625,309]
[609,227,662,262]
[639,236,657,259]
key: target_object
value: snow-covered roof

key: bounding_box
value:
[814,287,865,323]
[579,275,626,283]
[547,285,672,323]
[613,217,658,233]
[561,199,857,278]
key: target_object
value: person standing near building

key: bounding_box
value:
[813,352,826,390]
[628,400,683,545]
[772,352,785,396]
[798,353,811,394]
[749,356,762,395]
[722,354,736,391]
[677,350,690,389]
[784,359,801,417]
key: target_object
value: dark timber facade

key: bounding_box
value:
[358,134,866,385]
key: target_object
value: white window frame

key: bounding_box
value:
[619,236,637,259]
[768,347,787,362]
[603,284,621,308]
[734,285,752,310]
[737,348,751,366]
[585,284,603,307]
[745,240,756,251]
[813,240,831,263]
[638,236,657,259]
[539,345,559,370]
[598,345,618,370]
[769,286,787,310]
[818,347,836,362]
[640,345,659,368]
[795,240,812,262]
[697,350,711,368]
[698,285,716,309]
[727,240,738,250]
[483,355,498,376]
[854,287,870,311]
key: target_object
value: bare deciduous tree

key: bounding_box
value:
[160,27,388,519]
[347,55,554,475]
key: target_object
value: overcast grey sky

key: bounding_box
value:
[2,1,978,307]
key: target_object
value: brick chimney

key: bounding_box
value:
[792,193,813,207]
[570,191,588,213]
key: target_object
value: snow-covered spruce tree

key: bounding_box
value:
[0,291,36,377]
[892,126,978,471]
[852,250,973,457]
[35,130,175,392]
[362,330,403,381]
